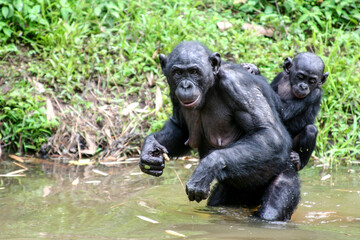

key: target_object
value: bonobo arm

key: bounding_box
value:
[140,112,190,177]
[186,68,292,202]
[281,88,322,121]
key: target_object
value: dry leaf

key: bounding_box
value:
[165,230,186,238]
[241,23,274,37]
[234,0,247,3]
[46,98,56,121]
[43,186,52,197]
[152,49,159,59]
[28,77,45,93]
[85,180,101,184]
[9,154,24,163]
[81,133,97,155]
[146,72,155,88]
[104,128,113,145]
[72,177,80,185]
[321,174,331,181]
[121,102,139,116]
[184,164,192,169]
[69,159,93,165]
[217,21,233,32]
[155,86,163,112]
[137,215,159,224]
[92,169,108,176]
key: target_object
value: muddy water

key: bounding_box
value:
[1,157,360,240]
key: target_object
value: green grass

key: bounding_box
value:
[0,0,359,164]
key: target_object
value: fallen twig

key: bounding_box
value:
[0,174,26,177]
[174,169,185,191]
[6,169,27,175]
[165,230,186,238]
[92,169,109,176]
[137,215,159,224]
[13,162,28,170]
[8,154,24,163]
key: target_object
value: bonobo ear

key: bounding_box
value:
[321,72,329,86]
[159,54,167,71]
[209,52,221,75]
[283,57,292,74]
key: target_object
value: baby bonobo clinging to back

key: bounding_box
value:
[242,53,328,170]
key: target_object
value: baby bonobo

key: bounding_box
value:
[272,53,328,170]
[271,53,328,170]
[243,53,328,170]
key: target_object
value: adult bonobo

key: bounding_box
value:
[139,41,300,221]
[271,53,328,170]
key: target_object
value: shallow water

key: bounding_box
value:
[1,157,360,240]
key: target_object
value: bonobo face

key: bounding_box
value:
[171,62,205,108]
[289,53,326,99]
[159,42,221,109]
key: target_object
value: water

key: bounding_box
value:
[1,157,360,239]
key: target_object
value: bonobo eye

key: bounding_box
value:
[309,78,317,84]
[172,70,182,77]
[297,74,304,80]
[189,68,199,75]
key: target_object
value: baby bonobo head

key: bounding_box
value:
[158,41,221,109]
[283,52,329,99]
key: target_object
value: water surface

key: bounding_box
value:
[1,157,360,239]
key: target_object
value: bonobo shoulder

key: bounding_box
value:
[218,63,258,88]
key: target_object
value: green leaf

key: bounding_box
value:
[32,5,41,14]
[111,10,119,19]
[94,5,102,16]
[14,0,24,12]
[2,6,9,18]
[3,28,12,37]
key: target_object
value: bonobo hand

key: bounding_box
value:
[304,88,322,103]
[139,135,168,177]
[186,155,217,203]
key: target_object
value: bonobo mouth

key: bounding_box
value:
[292,89,308,99]
[180,95,201,108]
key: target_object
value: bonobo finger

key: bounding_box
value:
[139,162,165,171]
[155,143,168,154]
[141,155,164,166]
[186,188,195,201]
[147,169,163,177]
[139,164,163,177]
[195,194,203,203]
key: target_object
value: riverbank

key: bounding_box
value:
[0,1,359,164]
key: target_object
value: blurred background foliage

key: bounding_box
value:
[0,0,359,164]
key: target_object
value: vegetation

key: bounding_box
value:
[0,0,359,164]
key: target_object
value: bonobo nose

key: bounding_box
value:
[180,80,193,89]
[299,83,308,90]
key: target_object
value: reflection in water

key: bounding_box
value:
[0,156,360,239]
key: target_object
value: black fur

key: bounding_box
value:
[271,53,328,170]
[139,41,300,221]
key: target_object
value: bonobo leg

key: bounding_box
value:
[208,182,264,208]
[255,166,300,221]
[292,124,318,170]
[207,182,231,206]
